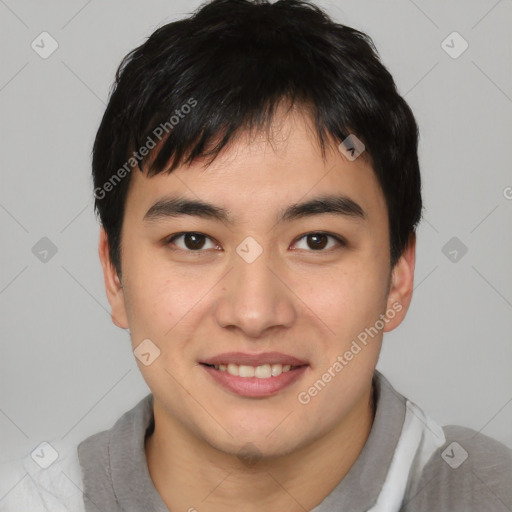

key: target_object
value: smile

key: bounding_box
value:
[204,363,297,378]
[199,352,309,397]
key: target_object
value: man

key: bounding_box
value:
[1,0,511,510]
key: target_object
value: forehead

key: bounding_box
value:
[124,107,387,227]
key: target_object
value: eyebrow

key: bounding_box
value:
[143,194,366,225]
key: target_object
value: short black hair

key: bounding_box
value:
[92,0,422,278]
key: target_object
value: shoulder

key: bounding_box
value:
[0,438,86,512]
[402,425,512,512]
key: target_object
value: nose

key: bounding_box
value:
[214,245,296,339]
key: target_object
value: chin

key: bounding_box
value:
[213,437,297,462]
[200,421,310,461]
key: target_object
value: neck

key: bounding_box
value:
[146,382,375,512]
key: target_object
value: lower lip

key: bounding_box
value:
[201,364,308,398]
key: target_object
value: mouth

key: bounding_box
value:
[201,362,301,378]
[199,352,309,398]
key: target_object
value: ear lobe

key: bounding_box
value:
[98,227,129,329]
[383,232,416,332]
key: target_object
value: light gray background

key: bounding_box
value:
[1,0,511,472]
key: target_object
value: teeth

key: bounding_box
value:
[239,365,255,377]
[255,364,271,378]
[271,364,282,377]
[212,362,296,378]
[227,363,239,376]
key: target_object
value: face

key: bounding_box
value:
[99,106,415,460]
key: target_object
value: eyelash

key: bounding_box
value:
[164,231,347,254]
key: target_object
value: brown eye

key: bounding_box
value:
[293,232,345,252]
[306,233,329,250]
[166,232,217,251]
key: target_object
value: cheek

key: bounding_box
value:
[311,260,388,343]
[123,258,223,368]
[124,274,197,391]
[120,247,178,343]
[126,276,189,340]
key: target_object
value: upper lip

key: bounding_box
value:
[200,352,308,367]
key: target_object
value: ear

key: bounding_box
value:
[383,232,416,332]
[98,227,129,329]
